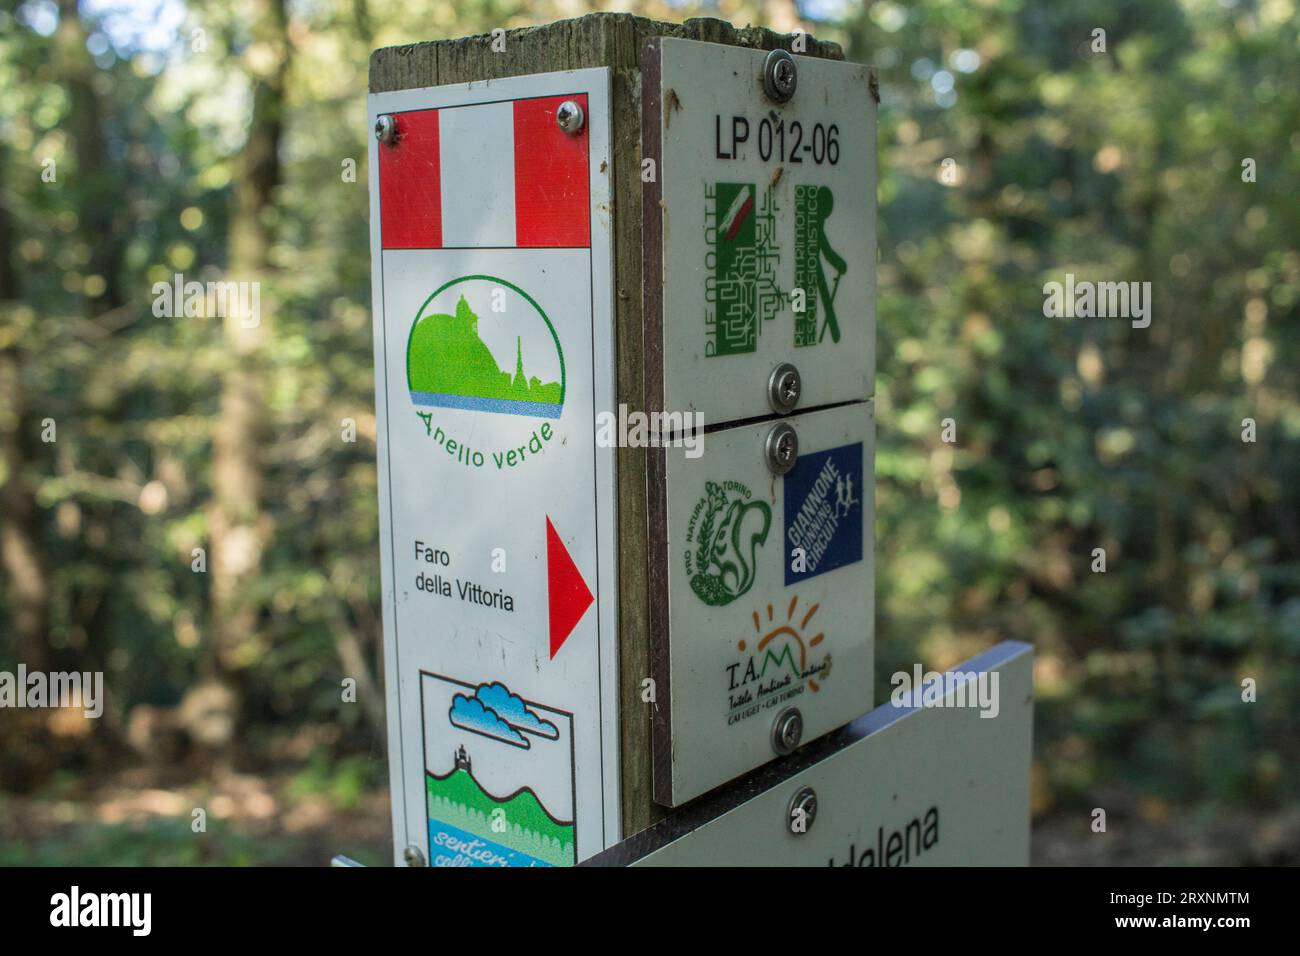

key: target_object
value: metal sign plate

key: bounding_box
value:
[643,38,878,426]
[650,402,875,805]
[367,70,619,866]
[592,642,1032,866]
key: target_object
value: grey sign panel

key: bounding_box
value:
[649,402,875,806]
[589,641,1033,866]
[642,38,878,427]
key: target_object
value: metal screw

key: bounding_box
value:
[402,844,426,867]
[772,706,803,755]
[787,786,818,835]
[767,362,802,415]
[556,100,585,134]
[375,114,397,145]
[764,422,798,476]
[763,49,798,103]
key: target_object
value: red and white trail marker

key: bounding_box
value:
[378,95,591,250]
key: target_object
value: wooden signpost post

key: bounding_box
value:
[367,13,1032,867]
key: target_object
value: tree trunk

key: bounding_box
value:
[208,0,290,688]
[41,0,129,681]
[54,0,125,315]
[0,146,51,670]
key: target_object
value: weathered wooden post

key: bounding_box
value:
[367,13,1032,867]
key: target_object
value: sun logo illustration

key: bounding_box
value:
[737,595,831,692]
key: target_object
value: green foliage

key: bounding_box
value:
[0,814,261,867]
[848,0,1300,812]
[286,752,381,810]
[0,0,1296,866]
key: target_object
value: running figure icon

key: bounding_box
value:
[836,473,859,517]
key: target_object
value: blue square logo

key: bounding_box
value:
[783,442,864,585]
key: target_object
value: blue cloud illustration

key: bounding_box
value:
[448,693,530,748]
[475,682,560,740]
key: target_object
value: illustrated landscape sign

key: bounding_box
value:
[367,70,619,866]
[643,39,879,806]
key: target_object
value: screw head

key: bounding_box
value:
[763,49,798,103]
[375,114,397,145]
[765,422,799,476]
[772,706,803,755]
[787,786,818,835]
[556,100,585,134]
[767,362,802,414]
[402,844,426,867]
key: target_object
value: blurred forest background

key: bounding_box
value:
[0,0,1296,865]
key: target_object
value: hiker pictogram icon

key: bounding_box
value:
[793,184,849,346]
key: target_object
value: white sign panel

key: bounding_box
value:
[367,70,619,866]
[653,402,875,805]
[593,642,1032,867]
[647,38,878,424]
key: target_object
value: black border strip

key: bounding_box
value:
[640,38,674,810]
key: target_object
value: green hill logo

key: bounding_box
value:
[407,276,565,419]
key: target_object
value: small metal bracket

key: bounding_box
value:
[402,844,427,867]
[787,786,818,835]
[764,422,799,476]
[772,706,804,755]
[767,362,802,415]
[556,100,585,134]
[763,49,797,103]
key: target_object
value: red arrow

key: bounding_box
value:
[546,516,594,659]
